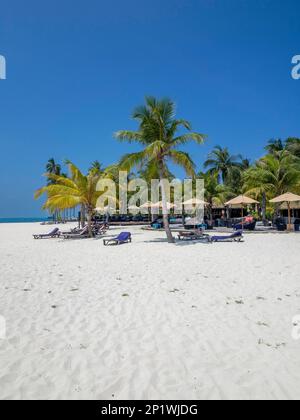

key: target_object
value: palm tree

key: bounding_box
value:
[204,146,242,184]
[286,137,300,158]
[115,96,206,243]
[89,160,103,175]
[35,161,106,237]
[243,151,300,221]
[198,171,231,224]
[265,138,284,154]
[45,159,64,221]
[241,158,251,170]
[46,158,62,185]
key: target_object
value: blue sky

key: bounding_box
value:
[0,0,299,217]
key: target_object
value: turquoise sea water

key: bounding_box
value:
[0,218,48,224]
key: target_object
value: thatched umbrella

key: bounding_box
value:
[149,201,177,211]
[128,205,141,214]
[225,195,259,221]
[270,192,300,230]
[140,201,153,209]
[182,198,209,207]
[182,198,209,225]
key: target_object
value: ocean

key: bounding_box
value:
[0,218,49,224]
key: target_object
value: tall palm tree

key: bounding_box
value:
[204,146,242,184]
[115,96,206,243]
[198,171,231,224]
[243,151,300,221]
[241,158,251,170]
[286,137,300,158]
[35,161,106,237]
[88,160,103,175]
[46,158,62,185]
[265,138,284,154]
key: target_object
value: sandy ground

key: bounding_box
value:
[0,222,300,400]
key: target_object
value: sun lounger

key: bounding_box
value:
[61,226,90,239]
[103,232,132,246]
[234,220,256,231]
[210,231,244,243]
[178,230,209,241]
[33,227,60,239]
[94,224,108,236]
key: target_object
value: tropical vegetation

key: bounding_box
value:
[35,97,300,241]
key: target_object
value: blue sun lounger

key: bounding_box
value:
[103,232,132,246]
[210,231,243,243]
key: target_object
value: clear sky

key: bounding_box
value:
[0,0,299,217]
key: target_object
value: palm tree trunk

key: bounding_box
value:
[209,205,213,225]
[159,163,174,244]
[87,207,93,238]
[262,192,267,225]
[81,205,86,228]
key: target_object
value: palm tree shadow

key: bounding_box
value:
[143,238,172,243]
[175,240,212,247]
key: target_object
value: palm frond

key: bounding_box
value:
[169,150,196,177]
[114,130,144,143]
[119,151,147,171]
[172,132,206,147]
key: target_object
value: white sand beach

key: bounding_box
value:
[0,222,300,400]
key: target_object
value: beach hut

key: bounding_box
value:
[270,192,300,231]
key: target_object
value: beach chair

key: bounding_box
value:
[61,226,90,239]
[94,224,108,236]
[33,227,60,239]
[210,231,244,243]
[103,232,132,246]
[178,230,209,242]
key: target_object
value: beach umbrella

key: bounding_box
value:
[149,201,177,209]
[225,195,259,223]
[127,205,141,214]
[95,205,115,214]
[128,205,140,210]
[149,201,177,210]
[280,201,300,210]
[182,198,209,206]
[140,201,153,209]
[182,198,208,223]
[270,192,300,230]
[225,195,259,207]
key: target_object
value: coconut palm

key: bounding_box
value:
[115,96,206,243]
[286,137,300,158]
[35,161,107,237]
[265,138,285,154]
[198,171,231,224]
[241,158,251,170]
[243,151,300,221]
[204,146,242,184]
[88,160,103,175]
[46,158,62,185]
